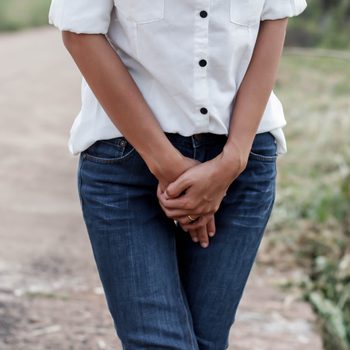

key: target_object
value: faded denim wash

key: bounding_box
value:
[77,131,278,350]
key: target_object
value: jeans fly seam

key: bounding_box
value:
[172,239,198,350]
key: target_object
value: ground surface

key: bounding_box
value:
[0,27,324,349]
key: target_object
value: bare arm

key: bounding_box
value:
[61,32,187,181]
[221,18,289,173]
[62,31,214,245]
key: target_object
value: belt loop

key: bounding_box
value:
[191,135,196,149]
[191,133,202,148]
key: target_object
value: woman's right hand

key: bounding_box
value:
[153,155,216,248]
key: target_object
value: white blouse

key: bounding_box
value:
[48,0,307,156]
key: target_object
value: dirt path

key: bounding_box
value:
[0,26,324,350]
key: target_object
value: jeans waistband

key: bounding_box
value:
[164,132,228,147]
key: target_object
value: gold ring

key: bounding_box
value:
[187,215,198,223]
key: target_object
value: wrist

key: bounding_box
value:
[220,139,249,176]
[143,145,185,179]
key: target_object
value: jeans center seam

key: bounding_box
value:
[173,239,198,350]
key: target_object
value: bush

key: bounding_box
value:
[0,0,51,31]
[286,0,350,49]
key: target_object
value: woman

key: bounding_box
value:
[48,1,307,349]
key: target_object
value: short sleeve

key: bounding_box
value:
[261,0,307,21]
[48,0,114,34]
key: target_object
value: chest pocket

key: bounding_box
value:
[230,0,264,27]
[115,0,165,23]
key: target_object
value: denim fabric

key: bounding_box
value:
[77,131,278,350]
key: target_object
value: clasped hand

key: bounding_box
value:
[156,156,240,248]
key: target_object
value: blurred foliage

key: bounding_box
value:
[265,53,350,349]
[286,0,350,49]
[0,0,50,31]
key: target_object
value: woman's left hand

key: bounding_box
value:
[156,153,243,230]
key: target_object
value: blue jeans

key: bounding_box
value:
[77,131,278,350]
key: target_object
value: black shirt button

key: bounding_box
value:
[200,107,208,114]
[200,10,208,18]
[199,59,207,67]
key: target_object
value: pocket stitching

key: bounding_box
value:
[82,144,136,164]
[115,0,165,24]
[249,150,277,162]
[229,0,261,27]
[99,139,125,147]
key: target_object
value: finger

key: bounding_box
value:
[158,198,175,219]
[197,225,209,248]
[165,174,192,198]
[157,185,177,216]
[158,200,195,220]
[157,183,165,200]
[157,181,167,194]
[207,215,216,237]
[177,214,201,226]
[158,189,191,209]
[178,224,199,243]
[188,228,199,243]
[159,199,198,221]
[179,215,208,230]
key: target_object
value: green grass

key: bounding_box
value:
[266,52,350,349]
[0,0,51,31]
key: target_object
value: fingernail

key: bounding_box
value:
[193,237,198,242]
[208,232,215,237]
[201,242,208,248]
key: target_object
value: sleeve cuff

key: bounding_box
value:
[261,0,307,21]
[48,0,113,34]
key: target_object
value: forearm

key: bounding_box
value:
[62,32,184,175]
[222,18,288,171]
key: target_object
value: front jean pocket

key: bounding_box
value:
[248,132,278,162]
[115,0,165,23]
[81,137,136,164]
[230,0,263,27]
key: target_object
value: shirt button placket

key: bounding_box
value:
[193,0,210,129]
[200,107,208,115]
[199,59,207,67]
[199,10,208,18]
